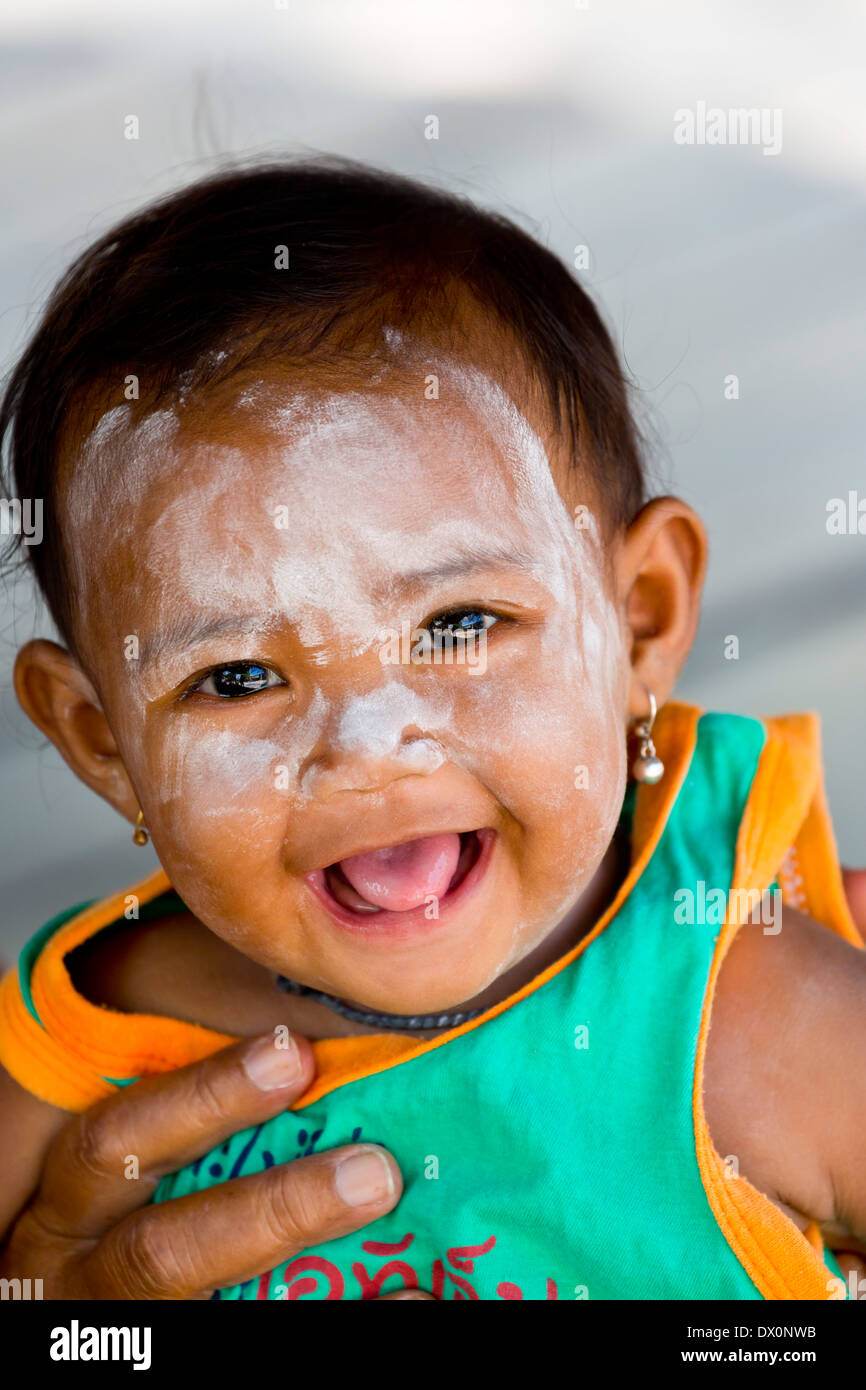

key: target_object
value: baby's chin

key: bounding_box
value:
[283,893,584,1021]
[311,951,518,1020]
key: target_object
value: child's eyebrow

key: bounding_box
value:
[386,540,538,591]
[137,613,282,670]
[136,543,540,669]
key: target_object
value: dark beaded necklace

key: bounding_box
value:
[275,974,485,1031]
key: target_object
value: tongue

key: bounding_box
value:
[338,833,462,912]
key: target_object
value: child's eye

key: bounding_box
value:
[424,609,500,645]
[184,662,286,700]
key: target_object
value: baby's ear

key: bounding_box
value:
[13,638,137,819]
[616,495,707,717]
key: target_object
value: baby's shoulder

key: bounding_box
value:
[704,902,866,1234]
[65,909,363,1040]
[67,910,260,1024]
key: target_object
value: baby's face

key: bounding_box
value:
[65,345,630,1014]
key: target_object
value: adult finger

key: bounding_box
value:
[75,1143,402,1299]
[31,1031,319,1238]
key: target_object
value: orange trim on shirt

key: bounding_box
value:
[0,967,119,1112]
[1,700,699,1113]
[32,872,238,1077]
[0,867,237,1111]
[692,711,860,1301]
[782,755,863,949]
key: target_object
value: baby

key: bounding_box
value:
[1,158,864,1301]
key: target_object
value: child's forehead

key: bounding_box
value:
[66,351,576,554]
[60,349,598,666]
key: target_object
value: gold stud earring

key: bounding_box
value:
[630,689,664,784]
[132,809,149,846]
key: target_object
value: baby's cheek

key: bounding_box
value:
[448,657,628,913]
[141,722,290,906]
[530,708,627,892]
[450,654,623,812]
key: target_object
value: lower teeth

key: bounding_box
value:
[325,865,382,913]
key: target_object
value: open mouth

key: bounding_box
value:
[306,828,495,930]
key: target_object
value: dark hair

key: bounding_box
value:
[0,155,647,662]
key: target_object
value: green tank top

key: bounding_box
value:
[141,711,845,1300]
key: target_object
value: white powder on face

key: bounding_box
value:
[294,680,449,795]
[152,680,447,868]
[247,389,518,652]
[86,342,627,921]
[379,328,626,731]
[334,681,450,755]
[68,405,180,536]
[154,675,450,815]
[124,386,544,670]
[152,686,333,811]
[64,350,641,1035]
[65,405,181,646]
[156,719,285,808]
[75,356,598,672]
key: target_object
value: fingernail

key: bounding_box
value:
[335,1146,395,1206]
[243,1032,302,1089]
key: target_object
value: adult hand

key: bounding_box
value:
[0,1030,432,1299]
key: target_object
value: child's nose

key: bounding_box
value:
[299,735,445,800]
[298,681,448,800]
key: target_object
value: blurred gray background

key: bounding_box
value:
[1,0,864,960]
